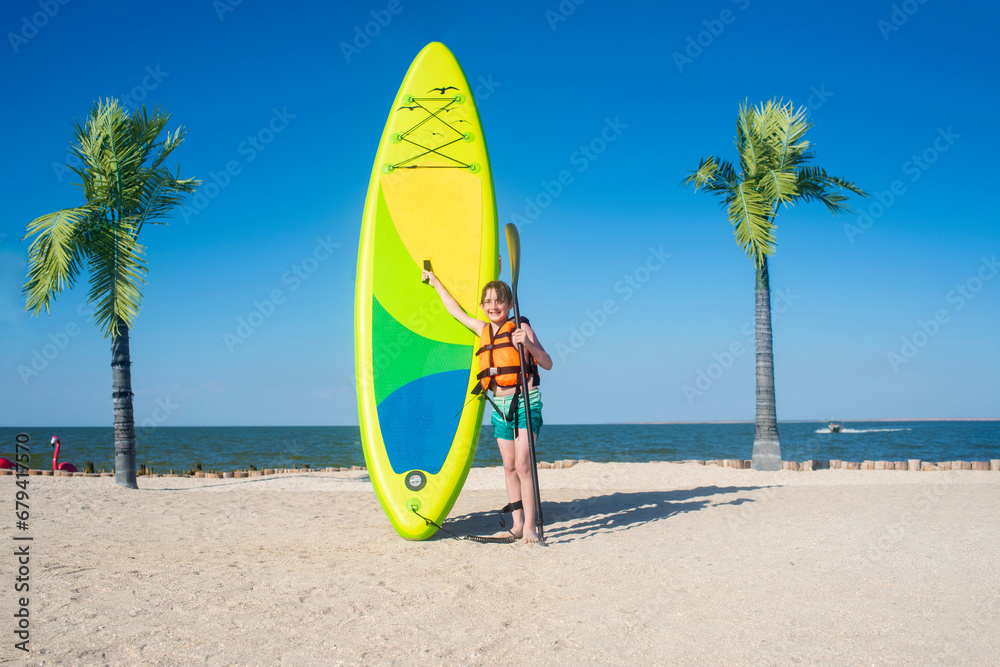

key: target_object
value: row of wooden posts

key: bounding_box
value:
[3,459,1000,478]
[700,459,1000,471]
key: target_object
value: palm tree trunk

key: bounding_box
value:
[752,258,781,471]
[112,317,138,488]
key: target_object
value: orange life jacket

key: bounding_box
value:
[475,319,539,393]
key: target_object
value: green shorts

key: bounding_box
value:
[490,388,543,441]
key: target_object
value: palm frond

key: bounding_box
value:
[729,182,776,263]
[823,173,868,198]
[22,207,95,315]
[132,166,200,235]
[795,166,869,214]
[23,98,199,336]
[684,157,718,189]
[85,219,148,336]
[760,168,800,207]
[736,100,762,180]
[769,101,813,171]
[684,156,740,197]
[686,96,866,266]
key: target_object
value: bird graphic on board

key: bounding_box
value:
[51,436,77,473]
[429,86,459,95]
[397,105,420,111]
[0,456,15,469]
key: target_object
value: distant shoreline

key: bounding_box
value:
[621,418,1000,425]
[3,418,999,429]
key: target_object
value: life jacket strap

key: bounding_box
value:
[475,340,515,355]
[476,365,523,381]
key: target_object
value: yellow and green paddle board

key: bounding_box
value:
[355,42,498,540]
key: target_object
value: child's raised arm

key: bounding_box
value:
[422,270,484,334]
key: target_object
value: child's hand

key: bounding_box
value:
[422,269,437,287]
[511,327,527,347]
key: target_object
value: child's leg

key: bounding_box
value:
[513,429,539,543]
[496,437,525,537]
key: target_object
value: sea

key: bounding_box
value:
[3,421,998,474]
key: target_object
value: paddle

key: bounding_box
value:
[504,223,544,543]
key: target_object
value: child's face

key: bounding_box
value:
[480,288,510,324]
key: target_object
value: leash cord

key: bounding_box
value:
[410,505,519,545]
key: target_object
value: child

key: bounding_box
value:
[423,270,552,543]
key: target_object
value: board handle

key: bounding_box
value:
[422,259,432,283]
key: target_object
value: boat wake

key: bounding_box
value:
[815,428,910,434]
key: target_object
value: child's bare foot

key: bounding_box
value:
[521,528,540,544]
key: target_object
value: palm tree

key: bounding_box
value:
[684,98,867,470]
[23,99,199,488]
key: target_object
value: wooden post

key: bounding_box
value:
[909,459,921,471]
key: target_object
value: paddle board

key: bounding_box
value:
[355,42,498,540]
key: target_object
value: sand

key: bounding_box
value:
[4,463,998,665]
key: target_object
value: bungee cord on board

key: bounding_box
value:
[384,94,477,171]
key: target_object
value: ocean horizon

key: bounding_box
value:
[4,420,997,474]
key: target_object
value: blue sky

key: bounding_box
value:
[2,0,997,427]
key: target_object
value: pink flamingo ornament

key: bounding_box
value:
[0,457,15,469]
[51,436,77,473]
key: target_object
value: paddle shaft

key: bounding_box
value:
[505,224,544,542]
[509,300,543,541]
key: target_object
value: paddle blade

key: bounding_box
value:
[505,223,521,293]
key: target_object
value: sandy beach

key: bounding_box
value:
[4,463,999,665]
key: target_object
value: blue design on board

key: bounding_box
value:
[377,369,469,475]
